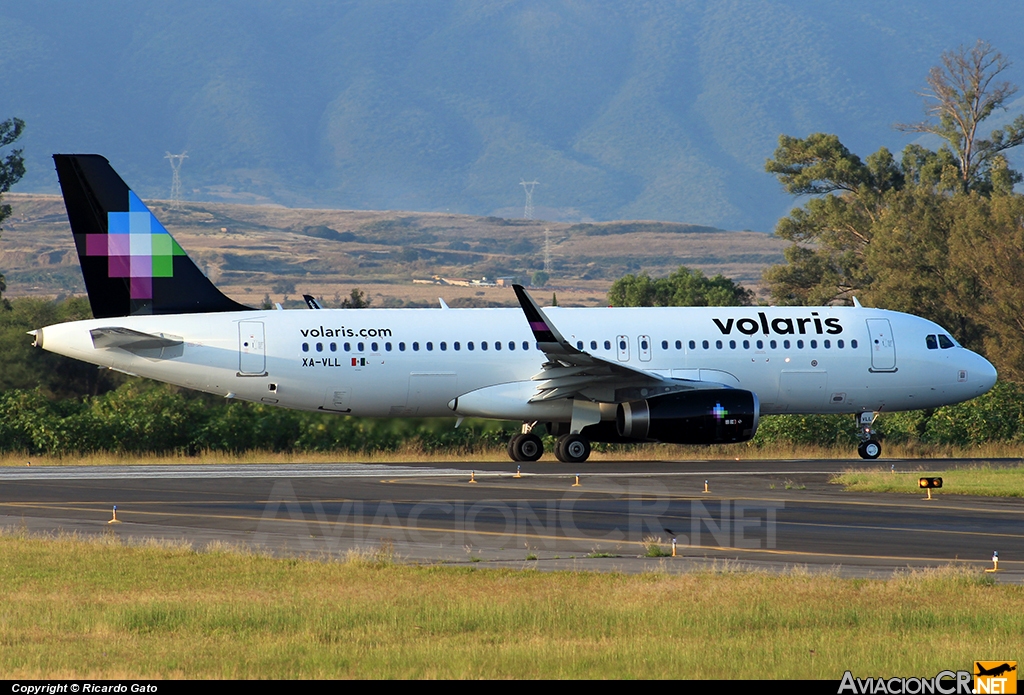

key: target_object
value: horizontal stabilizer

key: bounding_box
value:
[90,326,183,352]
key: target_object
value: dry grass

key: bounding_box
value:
[0,530,1019,679]
[4,439,1024,468]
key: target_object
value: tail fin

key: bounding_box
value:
[52,154,251,318]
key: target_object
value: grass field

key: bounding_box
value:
[0,531,1019,679]
[3,440,1023,468]
[832,463,1024,498]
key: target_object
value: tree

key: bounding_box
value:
[608,266,752,307]
[947,193,1024,382]
[762,43,1024,373]
[897,40,1024,193]
[0,117,26,302]
[340,288,371,308]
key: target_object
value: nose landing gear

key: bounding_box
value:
[856,411,882,459]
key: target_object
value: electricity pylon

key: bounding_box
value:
[165,151,188,209]
[520,179,538,219]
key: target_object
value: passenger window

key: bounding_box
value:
[604,340,612,350]
[468,342,474,351]
[783,340,790,349]
[939,335,955,349]
[399,342,406,351]
[824,340,830,349]
[810,340,818,349]
[454,342,461,351]
[412,342,420,351]
[592,341,599,350]
[689,340,696,349]
[641,339,649,350]
[330,342,337,352]
[837,340,844,348]
[715,340,723,349]
[743,340,750,349]
[661,340,668,349]
[482,341,488,350]
[316,343,323,352]
[769,340,777,349]
[675,340,682,350]
[619,339,627,350]
[494,341,501,351]
[509,341,515,351]
[702,340,709,349]
[426,342,433,351]
[926,335,938,350]
[302,343,309,352]
[797,340,804,349]
[385,342,392,352]
[756,340,763,349]
[577,341,584,349]
[523,341,529,350]
[357,342,364,352]
[440,341,447,351]
[730,340,736,349]
[851,339,858,348]
[371,342,378,352]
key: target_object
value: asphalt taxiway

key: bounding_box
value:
[1,458,1021,581]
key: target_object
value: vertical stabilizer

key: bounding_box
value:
[52,154,251,318]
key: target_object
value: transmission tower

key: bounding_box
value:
[520,179,539,220]
[165,151,188,209]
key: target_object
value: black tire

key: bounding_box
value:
[507,434,523,462]
[557,434,591,464]
[858,439,882,460]
[515,433,544,462]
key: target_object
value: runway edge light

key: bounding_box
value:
[919,477,942,500]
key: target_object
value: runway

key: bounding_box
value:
[1,458,1021,582]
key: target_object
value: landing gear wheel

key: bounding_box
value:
[514,433,544,462]
[507,434,524,462]
[555,434,591,464]
[858,439,882,460]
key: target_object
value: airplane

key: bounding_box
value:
[32,154,998,463]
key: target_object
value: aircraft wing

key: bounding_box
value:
[513,285,710,403]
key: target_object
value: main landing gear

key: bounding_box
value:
[506,423,594,463]
[857,411,882,459]
[508,431,543,462]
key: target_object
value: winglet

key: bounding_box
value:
[512,284,576,355]
[303,294,323,309]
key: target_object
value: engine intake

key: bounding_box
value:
[616,389,759,444]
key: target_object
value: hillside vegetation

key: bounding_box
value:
[4,2,1024,230]
[0,193,784,307]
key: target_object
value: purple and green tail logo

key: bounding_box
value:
[84,190,186,300]
[711,402,728,420]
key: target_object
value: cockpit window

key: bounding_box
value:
[926,335,938,350]
[938,334,955,349]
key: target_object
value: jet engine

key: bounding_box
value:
[616,389,759,444]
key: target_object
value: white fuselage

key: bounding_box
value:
[37,304,997,420]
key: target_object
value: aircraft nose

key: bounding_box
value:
[972,352,998,393]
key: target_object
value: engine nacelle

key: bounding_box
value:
[616,389,759,444]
